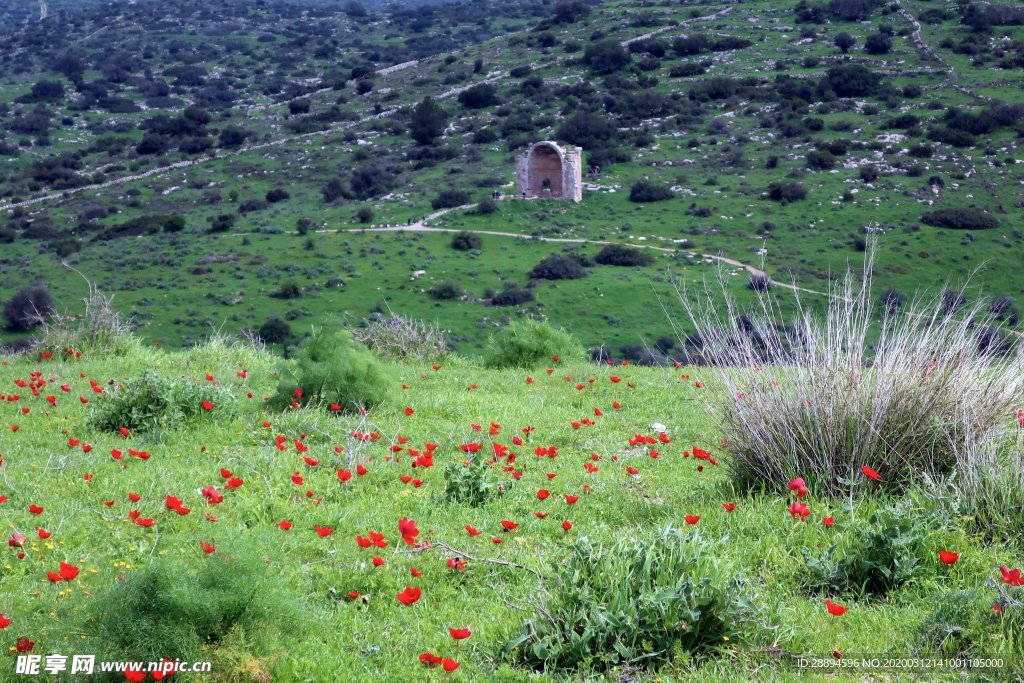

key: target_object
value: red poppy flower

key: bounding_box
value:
[0,614,12,629]
[465,525,480,536]
[722,503,736,512]
[500,520,518,531]
[419,652,442,666]
[28,504,43,515]
[337,468,352,482]
[938,551,959,566]
[369,531,388,548]
[787,501,810,521]
[442,658,460,673]
[825,599,848,616]
[787,477,809,499]
[861,465,882,481]
[372,556,384,567]
[125,667,146,682]
[15,636,34,652]
[201,401,214,411]
[315,525,334,537]
[398,517,420,545]
[999,566,1023,587]
[278,520,292,531]
[536,489,550,500]
[449,627,471,640]
[684,515,700,525]
[397,586,421,605]
[59,562,79,580]
[225,477,243,490]
[565,495,578,504]
[405,407,415,416]
[822,517,835,528]
[199,542,216,554]
[562,520,572,531]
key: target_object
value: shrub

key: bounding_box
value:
[428,281,463,300]
[507,526,753,671]
[921,208,999,230]
[350,314,449,362]
[355,206,374,223]
[457,83,499,109]
[766,181,807,202]
[431,190,470,210]
[676,250,1024,495]
[864,32,892,54]
[528,254,588,280]
[90,371,237,432]
[475,197,498,215]
[748,273,772,292]
[821,64,881,97]
[484,318,582,368]
[270,328,393,412]
[594,243,654,267]
[266,188,290,203]
[806,149,837,170]
[3,283,55,331]
[270,281,302,299]
[86,551,300,666]
[582,40,631,73]
[451,231,482,251]
[490,289,534,307]
[257,316,292,344]
[629,179,675,202]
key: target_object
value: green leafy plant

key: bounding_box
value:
[269,327,393,412]
[86,550,301,665]
[802,504,929,597]
[484,318,583,368]
[507,526,754,672]
[443,459,497,507]
[89,371,236,432]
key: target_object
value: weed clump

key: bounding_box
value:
[507,526,753,672]
[484,318,583,368]
[90,371,236,432]
[269,327,393,412]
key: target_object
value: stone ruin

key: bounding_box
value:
[515,141,583,202]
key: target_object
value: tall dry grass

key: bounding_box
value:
[674,250,1024,495]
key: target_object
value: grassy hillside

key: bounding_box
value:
[0,0,1022,359]
[0,336,1022,680]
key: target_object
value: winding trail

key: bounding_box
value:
[312,204,831,299]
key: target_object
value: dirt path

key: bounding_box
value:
[314,204,831,299]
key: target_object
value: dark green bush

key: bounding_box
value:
[921,208,999,230]
[766,181,807,202]
[484,318,582,368]
[431,189,470,209]
[451,231,482,251]
[86,551,300,665]
[629,179,675,202]
[594,243,654,267]
[429,281,463,300]
[490,289,534,307]
[507,526,753,671]
[528,254,588,280]
[806,149,837,170]
[3,284,55,331]
[90,371,237,432]
[269,328,393,413]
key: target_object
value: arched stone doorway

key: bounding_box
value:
[514,141,583,202]
[527,143,564,197]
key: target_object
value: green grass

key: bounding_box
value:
[0,339,1021,681]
